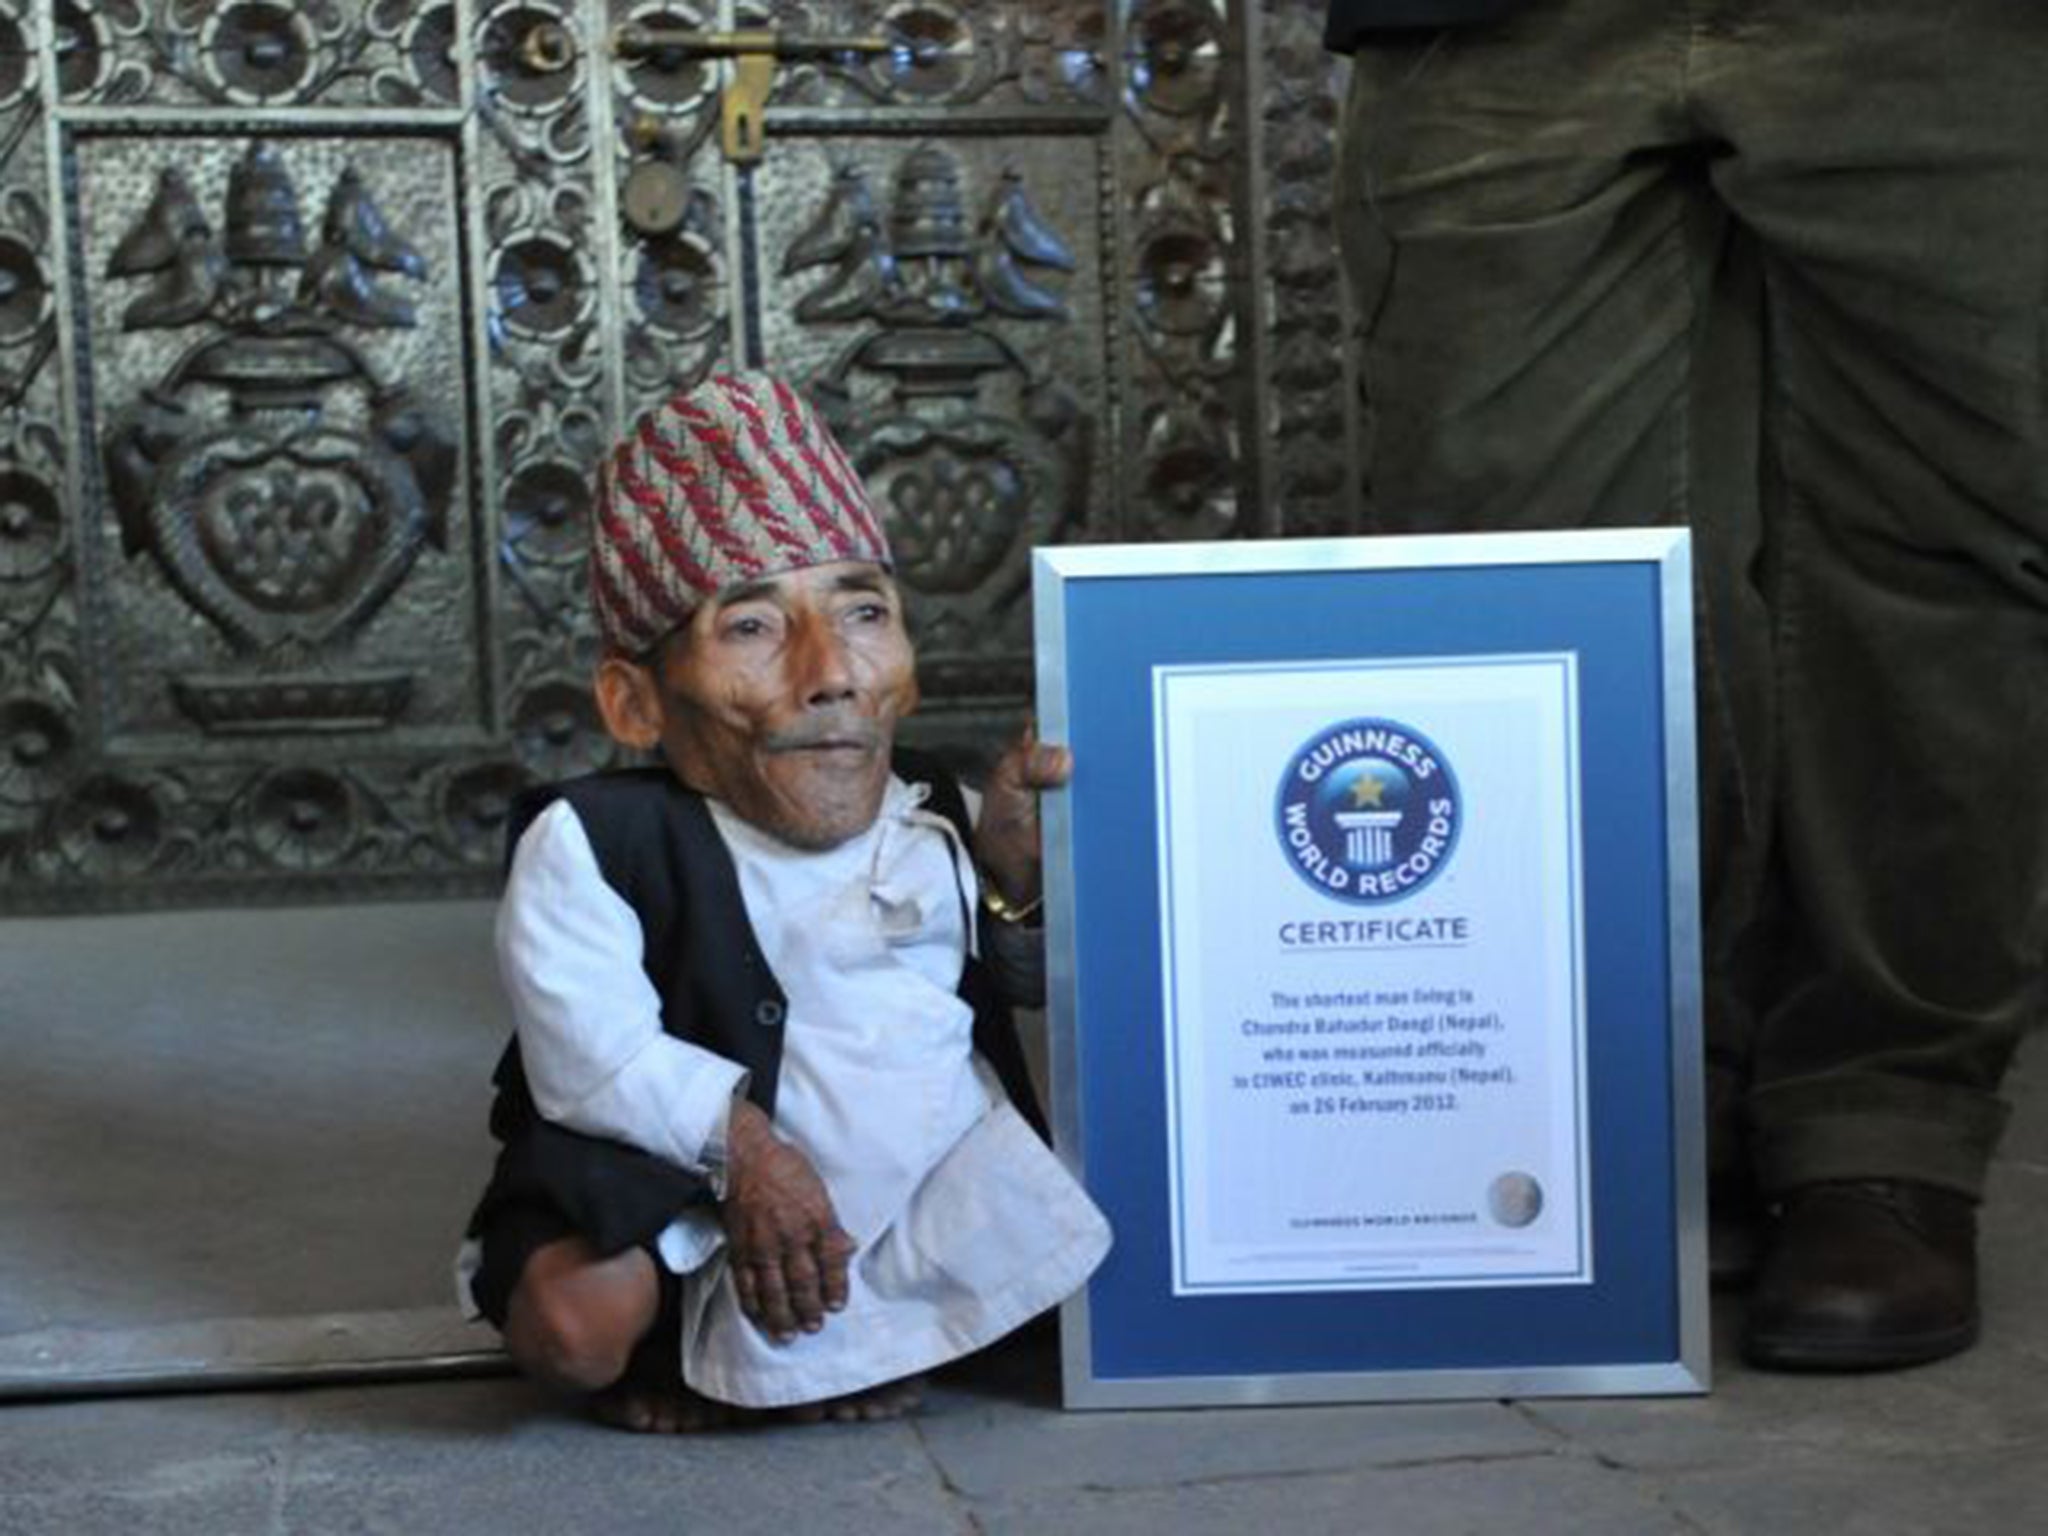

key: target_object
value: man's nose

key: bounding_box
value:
[789,612,856,706]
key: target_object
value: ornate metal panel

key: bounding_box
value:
[1251,0,1356,538]
[0,0,1360,912]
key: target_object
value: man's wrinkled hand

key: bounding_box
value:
[720,1099,855,1343]
[977,720,1071,910]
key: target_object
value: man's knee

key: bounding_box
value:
[504,1240,657,1393]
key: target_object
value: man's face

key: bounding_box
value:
[642,561,918,850]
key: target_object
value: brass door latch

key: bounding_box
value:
[517,21,891,165]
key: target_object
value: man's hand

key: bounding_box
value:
[720,1098,855,1343]
[976,721,1072,910]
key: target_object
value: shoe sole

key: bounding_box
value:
[1742,1318,1980,1373]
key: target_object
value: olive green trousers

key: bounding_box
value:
[1335,0,2048,1197]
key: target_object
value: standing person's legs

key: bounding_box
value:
[1337,5,1697,536]
[1333,0,1775,1247]
[1695,0,2048,1366]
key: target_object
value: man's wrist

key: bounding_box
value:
[980,879,1043,926]
[703,1080,760,1199]
[721,1096,778,1186]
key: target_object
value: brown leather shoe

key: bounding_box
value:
[1743,1180,1979,1371]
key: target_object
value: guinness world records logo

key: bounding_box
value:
[1274,717,1462,904]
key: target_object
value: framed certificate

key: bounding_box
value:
[1034,530,1708,1408]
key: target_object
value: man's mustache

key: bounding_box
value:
[762,716,886,754]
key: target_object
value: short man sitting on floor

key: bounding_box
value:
[457,371,1110,1430]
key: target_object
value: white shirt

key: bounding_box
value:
[478,776,1110,1407]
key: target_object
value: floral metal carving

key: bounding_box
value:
[46,0,463,109]
[765,0,1106,112]
[0,0,1362,909]
[1118,0,1254,543]
[785,148,1076,327]
[1252,0,1356,534]
[101,144,455,699]
[776,141,1088,696]
[2,0,79,895]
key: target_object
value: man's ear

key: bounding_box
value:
[593,655,665,751]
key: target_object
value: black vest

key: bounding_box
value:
[473,751,1044,1258]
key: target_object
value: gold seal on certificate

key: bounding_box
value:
[1488,1172,1545,1228]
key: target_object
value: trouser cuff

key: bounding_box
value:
[1749,1078,2010,1201]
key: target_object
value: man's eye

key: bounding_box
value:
[723,615,772,640]
[848,602,890,624]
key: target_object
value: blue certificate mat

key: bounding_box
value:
[1034,531,1708,1407]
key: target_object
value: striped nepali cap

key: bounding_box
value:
[589,370,891,654]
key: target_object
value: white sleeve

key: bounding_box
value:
[495,799,746,1176]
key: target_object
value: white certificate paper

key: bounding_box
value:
[1156,656,1589,1294]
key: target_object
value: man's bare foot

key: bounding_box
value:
[590,1381,748,1434]
[784,1374,926,1425]
[590,1375,925,1431]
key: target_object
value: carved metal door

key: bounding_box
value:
[0,1,1356,912]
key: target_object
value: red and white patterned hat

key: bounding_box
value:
[589,371,891,653]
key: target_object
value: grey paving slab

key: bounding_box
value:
[0,1386,301,1500]
[6,1322,2048,1536]
[1524,1350,2048,1475]
[0,1484,283,1536]
[279,1407,966,1536]
[1979,1162,2048,1364]
[918,1391,1552,1498]
[0,1389,291,1536]
[966,1446,1693,1536]
[1657,1446,2048,1536]
[1528,1291,2047,1476]
[0,1379,974,1536]
[914,1319,1558,1496]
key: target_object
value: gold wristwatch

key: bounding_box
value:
[980,882,1044,925]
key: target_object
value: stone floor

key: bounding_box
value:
[4,1048,2043,1536]
[3,900,2042,1535]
